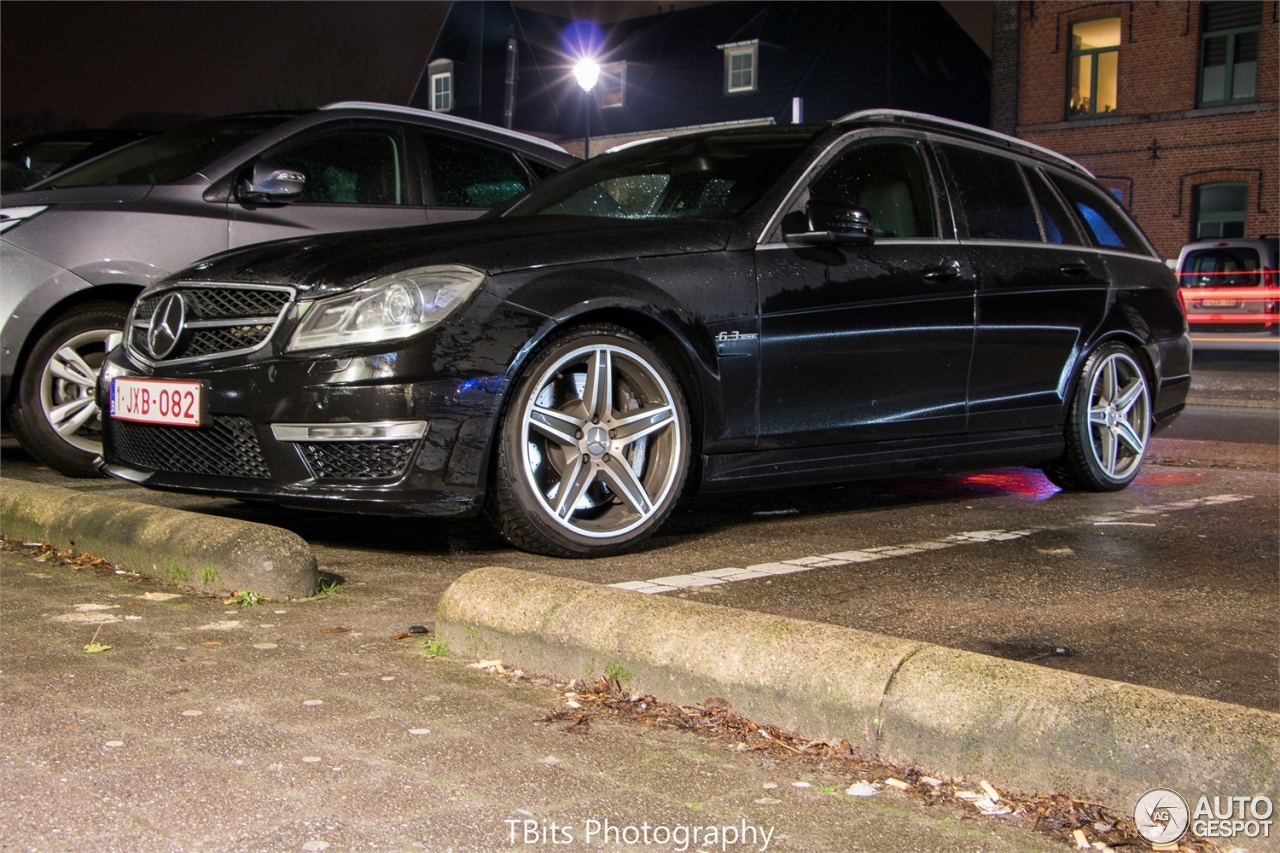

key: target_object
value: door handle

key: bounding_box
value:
[923,260,962,281]
[1059,261,1091,276]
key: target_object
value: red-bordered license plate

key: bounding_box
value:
[110,378,202,427]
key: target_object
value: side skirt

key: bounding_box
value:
[698,429,1066,492]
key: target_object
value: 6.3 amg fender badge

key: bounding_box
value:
[147,292,186,359]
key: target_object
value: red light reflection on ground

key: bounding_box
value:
[955,470,1060,499]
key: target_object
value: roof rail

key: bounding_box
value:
[836,109,1094,177]
[320,101,570,156]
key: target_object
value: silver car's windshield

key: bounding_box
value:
[35,116,292,189]
[499,129,819,221]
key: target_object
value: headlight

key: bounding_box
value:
[286,264,485,352]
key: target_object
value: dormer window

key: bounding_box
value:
[428,59,454,112]
[719,40,758,93]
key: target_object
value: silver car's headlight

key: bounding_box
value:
[286,264,485,352]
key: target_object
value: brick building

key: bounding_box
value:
[992,1,1278,260]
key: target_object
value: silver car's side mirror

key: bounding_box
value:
[239,161,306,204]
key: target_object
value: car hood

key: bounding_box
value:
[173,216,733,298]
[1,185,154,206]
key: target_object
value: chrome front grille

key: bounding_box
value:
[128,283,293,364]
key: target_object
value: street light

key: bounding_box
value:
[574,57,599,158]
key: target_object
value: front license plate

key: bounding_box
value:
[111,378,202,427]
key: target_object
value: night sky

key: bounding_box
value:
[2,2,450,131]
[2,2,992,138]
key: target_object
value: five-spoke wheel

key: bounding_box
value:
[1044,342,1151,491]
[491,325,689,557]
[9,301,127,477]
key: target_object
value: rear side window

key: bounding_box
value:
[423,134,531,208]
[940,144,1039,242]
[1049,173,1149,254]
[272,127,406,205]
[1026,168,1083,245]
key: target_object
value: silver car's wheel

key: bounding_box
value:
[1044,342,1150,492]
[491,325,689,557]
[1084,350,1150,481]
[10,301,128,477]
[39,328,121,454]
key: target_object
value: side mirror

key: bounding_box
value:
[239,161,306,204]
[783,200,875,246]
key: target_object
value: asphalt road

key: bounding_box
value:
[1160,405,1279,444]
[3,351,1277,713]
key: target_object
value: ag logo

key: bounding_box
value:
[1134,788,1190,844]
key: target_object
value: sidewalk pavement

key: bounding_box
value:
[2,542,1075,853]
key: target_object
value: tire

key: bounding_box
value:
[8,301,128,477]
[488,324,691,557]
[1043,342,1151,492]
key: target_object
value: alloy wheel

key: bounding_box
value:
[518,342,683,540]
[1084,350,1150,481]
[38,328,123,455]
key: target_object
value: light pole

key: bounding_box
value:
[573,57,599,158]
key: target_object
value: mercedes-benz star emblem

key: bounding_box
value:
[147,292,186,359]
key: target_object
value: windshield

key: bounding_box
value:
[500,129,819,221]
[36,116,292,189]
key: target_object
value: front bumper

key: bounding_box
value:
[95,343,509,517]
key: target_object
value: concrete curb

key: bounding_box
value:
[439,567,1280,834]
[0,477,317,599]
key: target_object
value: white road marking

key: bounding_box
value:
[609,494,1253,594]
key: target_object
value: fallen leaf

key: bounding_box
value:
[321,627,351,634]
[83,642,112,654]
[201,641,223,647]
[390,632,413,641]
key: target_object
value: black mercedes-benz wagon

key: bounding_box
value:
[98,110,1191,557]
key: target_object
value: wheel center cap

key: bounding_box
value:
[585,427,609,457]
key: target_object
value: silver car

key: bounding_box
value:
[1,102,575,475]
[1175,237,1279,334]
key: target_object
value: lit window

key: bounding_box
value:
[1200,2,1262,105]
[599,62,626,108]
[722,42,758,93]
[1068,17,1120,117]
[1194,182,1248,239]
